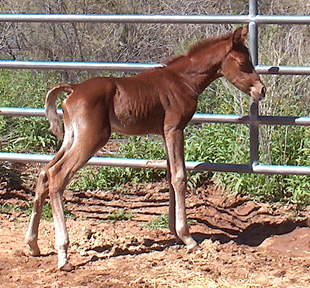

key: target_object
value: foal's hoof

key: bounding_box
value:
[27,244,41,257]
[186,240,199,252]
[59,262,74,272]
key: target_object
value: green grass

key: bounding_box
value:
[2,68,310,205]
[106,209,134,222]
[38,202,75,221]
[0,70,62,153]
[146,214,195,230]
[147,214,169,230]
[0,201,75,221]
[0,203,25,214]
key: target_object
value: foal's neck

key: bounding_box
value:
[168,38,230,96]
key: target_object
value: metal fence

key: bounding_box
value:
[1,0,310,175]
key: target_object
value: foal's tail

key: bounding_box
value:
[45,83,73,141]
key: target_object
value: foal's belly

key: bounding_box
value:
[109,112,163,136]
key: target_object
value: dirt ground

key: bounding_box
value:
[1,164,310,287]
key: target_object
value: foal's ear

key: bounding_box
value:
[232,25,248,45]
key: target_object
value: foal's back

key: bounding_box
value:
[107,66,198,136]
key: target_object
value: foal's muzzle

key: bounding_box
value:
[250,82,266,102]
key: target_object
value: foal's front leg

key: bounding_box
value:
[164,128,197,250]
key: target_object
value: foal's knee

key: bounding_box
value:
[36,170,48,190]
[32,170,49,209]
[46,166,66,194]
[171,171,187,192]
[36,168,47,185]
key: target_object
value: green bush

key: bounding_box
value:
[2,69,310,205]
[0,70,61,152]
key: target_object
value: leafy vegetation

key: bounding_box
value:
[0,70,62,153]
[146,214,195,230]
[0,201,74,221]
[147,214,169,230]
[2,67,310,205]
[107,210,134,222]
[0,203,25,214]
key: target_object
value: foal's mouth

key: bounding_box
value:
[250,85,266,102]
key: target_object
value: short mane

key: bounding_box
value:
[164,55,188,66]
[164,33,232,66]
[187,33,232,56]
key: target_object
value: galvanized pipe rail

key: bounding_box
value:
[1,152,310,175]
[1,13,310,24]
[2,125,310,178]
[1,61,310,75]
[1,0,310,175]
[2,107,310,126]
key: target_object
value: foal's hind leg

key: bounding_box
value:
[25,128,74,256]
[48,125,110,271]
[25,169,49,256]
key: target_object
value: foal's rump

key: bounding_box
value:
[45,78,116,139]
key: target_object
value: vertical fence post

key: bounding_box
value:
[249,0,259,167]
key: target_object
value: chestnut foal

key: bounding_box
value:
[26,26,265,271]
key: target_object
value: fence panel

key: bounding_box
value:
[1,0,310,175]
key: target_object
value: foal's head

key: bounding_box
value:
[220,26,266,102]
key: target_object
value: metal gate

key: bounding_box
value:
[1,0,310,175]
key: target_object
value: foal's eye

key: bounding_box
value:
[238,61,253,73]
[238,62,246,68]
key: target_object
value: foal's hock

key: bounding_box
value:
[26,26,265,271]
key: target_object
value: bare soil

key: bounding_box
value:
[1,164,310,287]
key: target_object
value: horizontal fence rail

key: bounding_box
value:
[2,107,310,126]
[0,61,163,72]
[1,152,310,175]
[1,0,310,176]
[1,13,310,25]
[1,61,310,75]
